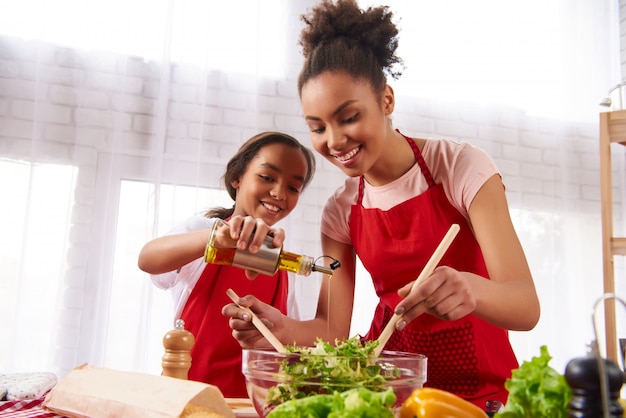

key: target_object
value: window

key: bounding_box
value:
[106,180,232,373]
[358,0,614,123]
[0,159,76,370]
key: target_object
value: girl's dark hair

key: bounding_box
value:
[297,0,403,99]
[205,131,316,219]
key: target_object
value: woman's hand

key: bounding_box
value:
[222,294,285,348]
[395,266,477,327]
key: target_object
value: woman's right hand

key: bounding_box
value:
[222,294,285,348]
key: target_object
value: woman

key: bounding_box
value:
[223,0,540,409]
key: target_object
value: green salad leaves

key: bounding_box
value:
[266,337,394,406]
[495,345,571,418]
[266,387,396,418]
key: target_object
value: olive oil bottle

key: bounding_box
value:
[205,219,336,276]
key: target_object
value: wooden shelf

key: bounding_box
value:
[612,237,626,256]
[599,110,626,363]
[606,110,626,145]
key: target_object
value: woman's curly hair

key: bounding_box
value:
[297,0,404,98]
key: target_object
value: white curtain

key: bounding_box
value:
[0,0,621,383]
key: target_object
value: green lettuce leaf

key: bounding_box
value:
[267,387,396,418]
[266,337,388,405]
[495,345,571,418]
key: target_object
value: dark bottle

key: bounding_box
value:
[564,355,624,418]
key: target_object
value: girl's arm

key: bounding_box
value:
[138,215,286,276]
[138,228,211,274]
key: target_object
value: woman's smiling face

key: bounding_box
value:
[231,142,308,226]
[300,71,392,178]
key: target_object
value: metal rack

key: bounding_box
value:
[592,293,626,418]
[599,110,626,364]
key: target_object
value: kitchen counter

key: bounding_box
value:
[0,395,259,418]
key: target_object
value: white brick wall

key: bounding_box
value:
[621,0,626,79]
[0,34,607,208]
[0,21,613,374]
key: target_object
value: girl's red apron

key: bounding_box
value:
[352,133,518,408]
[180,263,288,398]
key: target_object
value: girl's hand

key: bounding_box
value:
[222,294,285,348]
[227,215,286,279]
[227,215,285,252]
[395,266,477,327]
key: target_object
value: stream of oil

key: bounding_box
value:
[326,273,332,337]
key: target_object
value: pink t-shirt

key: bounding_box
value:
[321,138,500,244]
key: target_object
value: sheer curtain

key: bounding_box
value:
[0,0,620,383]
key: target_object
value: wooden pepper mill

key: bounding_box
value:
[162,319,195,379]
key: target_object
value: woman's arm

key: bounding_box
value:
[310,234,357,341]
[467,174,540,330]
[396,174,540,331]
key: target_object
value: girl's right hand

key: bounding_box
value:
[222,294,285,348]
[227,215,285,252]
[226,215,286,279]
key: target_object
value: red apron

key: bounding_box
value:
[353,132,518,408]
[180,263,288,398]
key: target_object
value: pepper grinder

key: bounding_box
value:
[565,353,624,417]
[162,319,195,379]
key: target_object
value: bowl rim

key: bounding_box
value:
[242,348,427,360]
[242,348,427,417]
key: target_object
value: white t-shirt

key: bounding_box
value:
[321,138,500,244]
[150,216,300,321]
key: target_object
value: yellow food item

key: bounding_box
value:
[180,402,227,418]
[399,387,487,418]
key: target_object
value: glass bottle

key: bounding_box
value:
[204,219,335,276]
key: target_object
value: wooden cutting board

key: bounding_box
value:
[225,398,258,417]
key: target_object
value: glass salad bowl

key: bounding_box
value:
[241,339,427,417]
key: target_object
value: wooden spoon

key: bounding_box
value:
[226,288,287,354]
[373,224,460,357]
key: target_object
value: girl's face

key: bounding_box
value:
[230,143,308,226]
[300,71,393,179]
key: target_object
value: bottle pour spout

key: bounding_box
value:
[312,258,340,276]
[312,264,334,275]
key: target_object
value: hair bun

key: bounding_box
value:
[298,0,403,92]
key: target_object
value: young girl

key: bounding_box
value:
[223,0,540,410]
[138,131,315,398]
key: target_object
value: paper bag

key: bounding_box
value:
[42,364,235,418]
